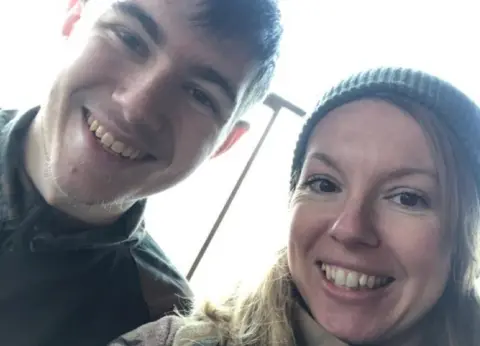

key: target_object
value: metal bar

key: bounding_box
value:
[186,94,306,281]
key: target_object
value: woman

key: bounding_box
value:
[109,67,480,345]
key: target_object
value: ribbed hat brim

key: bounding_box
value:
[290,67,480,191]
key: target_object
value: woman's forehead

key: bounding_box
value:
[304,99,436,172]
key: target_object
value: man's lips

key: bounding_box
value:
[82,106,154,161]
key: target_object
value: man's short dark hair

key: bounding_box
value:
[81,0,283,115]
[192,0,283,114]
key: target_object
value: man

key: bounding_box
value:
[0,0,282,345]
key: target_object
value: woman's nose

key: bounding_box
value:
[327,201,380,248]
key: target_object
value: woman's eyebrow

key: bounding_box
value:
[308,152,437,181]
[308,152,341,173]
[385,167,438,181]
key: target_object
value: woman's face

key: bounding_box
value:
[288,99,451,344]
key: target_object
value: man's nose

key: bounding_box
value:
[327,199,380,248]
[113,60,175,130]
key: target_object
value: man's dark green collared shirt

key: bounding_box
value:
[0,107,192,346]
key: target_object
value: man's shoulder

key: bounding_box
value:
[130,233,194,320]
[0,107,39,138]
[132,232,190,291]
[0,108,19,130]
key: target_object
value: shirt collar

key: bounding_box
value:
[294,302,349,346]
[0,106,39,222]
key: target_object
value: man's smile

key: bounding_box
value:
[82,106,153,161]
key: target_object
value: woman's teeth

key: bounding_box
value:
[86,115,145,160]
[321,263,393,290]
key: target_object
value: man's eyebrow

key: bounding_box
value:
[113,1,161,44]
[191,66,237,103]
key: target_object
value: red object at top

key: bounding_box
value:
[63,0,82,36]
[67,0,78,10]
[212,121,249,158]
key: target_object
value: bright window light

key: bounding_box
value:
[1,1,478,296]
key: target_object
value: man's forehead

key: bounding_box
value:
[84,0,256,105]
[136,0,255,96]
[93,0,206,25]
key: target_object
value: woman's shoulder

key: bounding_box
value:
[173,319,220,346]
[108,314,220,346]
[108,315,184,346]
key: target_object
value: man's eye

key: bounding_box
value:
[389,191,429,210]
[113,27,149,58]
[187,87,215,112]
[305,177,341,194]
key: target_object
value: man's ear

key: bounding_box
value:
[62,0,84,37]
[212,120,250,158]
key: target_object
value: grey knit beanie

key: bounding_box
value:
[290,67,480,191]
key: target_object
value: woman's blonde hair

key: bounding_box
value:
[185,97,480,346]
[185,248,295,345]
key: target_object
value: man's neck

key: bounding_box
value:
[23,110,132,226]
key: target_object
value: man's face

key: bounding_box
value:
[41,0,255,205]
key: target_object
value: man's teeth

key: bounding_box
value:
[87,116,144,160]
[321,263,391,290]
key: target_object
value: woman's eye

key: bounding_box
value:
[305,177,341,194]
[114,27,149,58]
[390,192,429,210]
